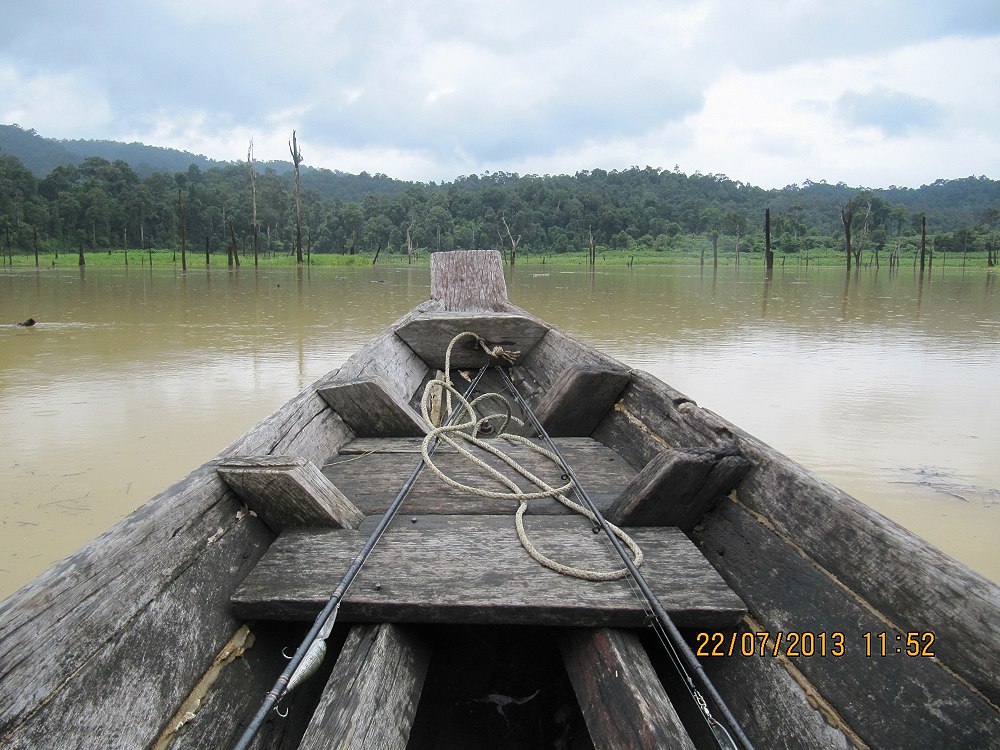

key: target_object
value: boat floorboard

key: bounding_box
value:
[323,437,635,515]
[232,514,746,628]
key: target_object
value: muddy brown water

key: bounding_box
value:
[1,263,997,598]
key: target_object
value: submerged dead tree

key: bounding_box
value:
[249,140,259,267]
[764,208,773,271]
[177,189,187,271]
[289,131,304,264]
[500,212,521,266]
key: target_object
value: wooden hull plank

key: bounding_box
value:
[218,456,364,532]
[324,437,636,516]
[530,364,631,437]
[298,623,430,750]
[559,627,696,750]
[318,378,428,438]
[395,312,550,369]
[597,366,1000,708]
[606,446,750,531]
[232,516,746,628]
[696,499,1000,748]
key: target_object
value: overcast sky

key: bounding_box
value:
[2,0,998,188]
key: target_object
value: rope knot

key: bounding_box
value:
[477,337,520,365]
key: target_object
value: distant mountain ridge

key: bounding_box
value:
[0,123,221,177]
[2,122,998,236]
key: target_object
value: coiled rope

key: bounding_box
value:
[419,331,643,581]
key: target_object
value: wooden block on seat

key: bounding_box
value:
[318,378,428,437]
[559,628,696,750]
[298,623,430,750]
[217,456,364,532]
[532,365,631,437]
[606,446,750,531]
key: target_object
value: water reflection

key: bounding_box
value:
[0,263,998,596]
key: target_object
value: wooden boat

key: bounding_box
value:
[1,250,997,749]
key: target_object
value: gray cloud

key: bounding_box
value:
[836,87,946,136]
[1,0,997,186]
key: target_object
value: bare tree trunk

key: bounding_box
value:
[33,226,40,267]
[764,208,773,271]
[289,130,304,264]
[711,231,719,267]
[588,226,596,266]
[406,221,415,264]
[177,189,187,272]
[840,199,855,269]
[228,221,241,267]
[500,212,521,266]
[78,239,86,266]
[249,140,259,268]
[919,216,927,275]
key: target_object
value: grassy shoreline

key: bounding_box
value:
[1,247,995,269]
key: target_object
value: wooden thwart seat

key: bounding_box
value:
[231,514,746,628]
[326,436,637,516]
[395,312,549,369]
[217,456,364,532]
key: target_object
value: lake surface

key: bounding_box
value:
[1,262,997,598]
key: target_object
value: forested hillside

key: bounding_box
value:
[1,123,998,265]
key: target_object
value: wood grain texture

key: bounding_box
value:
[560,628,696,750]
[0,346,356,746]
[395,312,549,369]
[515,328,631,411]
[218,456,364,531]
[318,378,428,438]
[0,465,271,748]
[596,366,1000,709]
[430,249,508,311]
[531,365,631,438]
[695,499,1000,748]
[232,515,746,628]
[298,624,430,750]
[606,446,749,531]
[319,300,441,406]
[323,437,635,516]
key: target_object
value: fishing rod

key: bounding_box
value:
[496,367,755,750]
[232,364,490,750]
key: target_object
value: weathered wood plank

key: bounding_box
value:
[0,467,271,748]
[298,624,430,750]
[592,369,736,468]
[159,621,343,750]
[317,301,440,408]
[694,498,1000,748]
[340,436,601,455]
[530,365,631,437]
[395,312,549,369]
[514,328,631,410]
[231,516,746,628]
[595,365,1000,708]
[318,378,428,438]
[218,456,364,532]
[606,446,750,531]
[695,621,856,750]
[322,437,635,516]
[0,357,355,746]
[430,249,509,311]
[560,628,696,750]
